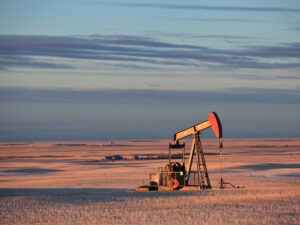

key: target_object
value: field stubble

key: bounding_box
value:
[0,138,300,224]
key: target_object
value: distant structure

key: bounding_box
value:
[131,155,139,160]
[105,155,123,161]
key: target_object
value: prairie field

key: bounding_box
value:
[0,138,300,225]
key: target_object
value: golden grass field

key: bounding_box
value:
[0,138,300,224]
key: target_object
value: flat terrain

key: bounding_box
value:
[0,138,300,224]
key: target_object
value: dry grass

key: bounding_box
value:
[0,138,300,224]
[1,185,299,225]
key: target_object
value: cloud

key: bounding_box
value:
[152,32,256,40]
[234,42,300,58]
[173,18,266,24]
[0,87,299,105]
[0,34,300,71]
[233,74,300,80]
[291,26,300,31]
[89,34,199,49]
[97,2,300,13]
[0,55,74,70]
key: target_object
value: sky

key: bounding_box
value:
[0,0,300,141]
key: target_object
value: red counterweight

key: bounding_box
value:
[208,112,223,139]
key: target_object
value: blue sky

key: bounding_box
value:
[0,0,299,141]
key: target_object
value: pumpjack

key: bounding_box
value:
[137,112,223,191]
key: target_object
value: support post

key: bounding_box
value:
[195,133,211,188]
[195,134,202,188]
